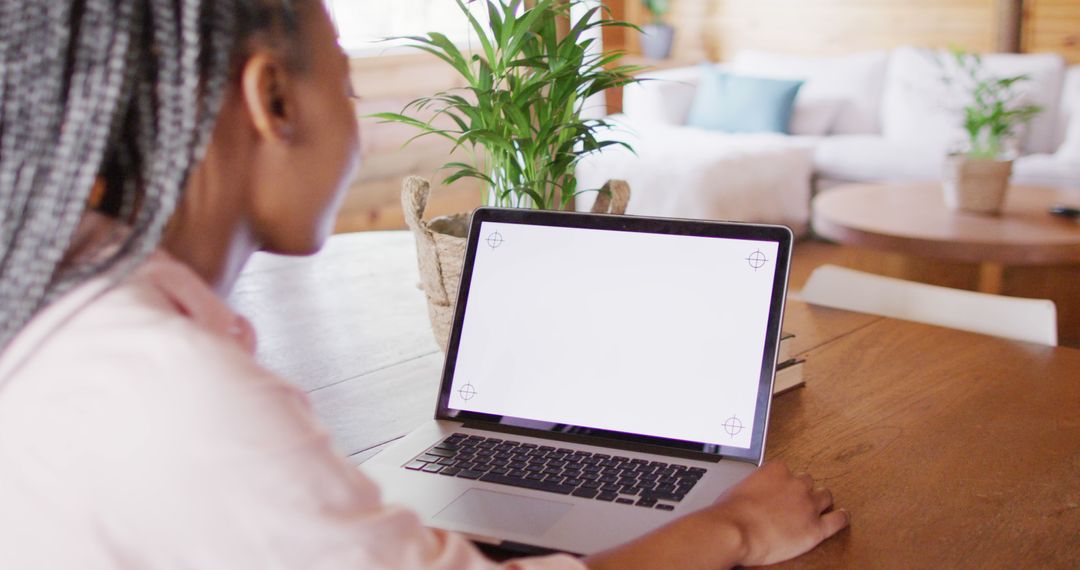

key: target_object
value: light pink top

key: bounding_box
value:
[0,249,585,570]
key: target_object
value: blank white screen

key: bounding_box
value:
[448,221,780,449]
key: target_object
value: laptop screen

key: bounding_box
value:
[438,209,790,462]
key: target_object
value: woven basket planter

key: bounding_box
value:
[942,155,1013,215]
[402,176,630,349]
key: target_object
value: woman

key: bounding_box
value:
[0,1,848,568]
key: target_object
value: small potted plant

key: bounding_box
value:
[375,0,639,347]
[941,49,1042,215]
[640,0,674,59]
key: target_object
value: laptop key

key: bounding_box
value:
[572,488,599,499]
[424,448,455,458]
[640,490,686,502]
[457,470,485,480]
[439,467,461,476]
[636,498,658,508]
[655,504,675,511]
[421,464,443,473]
[615,498,635,505]
[405,460,428,470]
[479,473,577,495]
[597,491,619,502]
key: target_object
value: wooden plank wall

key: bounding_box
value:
[662,0,1000,61]
[1024,0,1080,64]
[340,53,483,233]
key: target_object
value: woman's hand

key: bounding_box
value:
[707,461,849,566]
[584,461,849,570]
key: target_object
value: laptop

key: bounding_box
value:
[362,207,793,556]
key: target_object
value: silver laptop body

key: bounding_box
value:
[362,208,793,556]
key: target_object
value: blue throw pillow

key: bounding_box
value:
[686,66,803,134]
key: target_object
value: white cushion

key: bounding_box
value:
[881,47,1065,155]
[1056,66,1080,159]
[731,50,889,135]
[1013,153,1080,190]
[621,66,704,126]
[813,135,947,183]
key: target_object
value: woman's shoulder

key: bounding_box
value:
[0,250,286,409]
[0,249,317,463]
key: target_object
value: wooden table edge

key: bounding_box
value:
[811,211,1080,266]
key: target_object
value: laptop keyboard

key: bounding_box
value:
[403,433,705,511]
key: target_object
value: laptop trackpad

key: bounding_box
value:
[434,489,573,536]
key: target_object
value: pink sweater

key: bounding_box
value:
[0,250,584,570]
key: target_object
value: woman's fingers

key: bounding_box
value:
[811,486,834,513]
[795,472,814,490]
[819,508,851,539]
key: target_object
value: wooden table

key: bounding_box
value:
[228,231,1080,568]
[812,182,1080,346]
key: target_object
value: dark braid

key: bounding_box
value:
[0,0,307,351]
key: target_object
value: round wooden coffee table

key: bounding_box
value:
[813,182,1080,293]
[812,182,1080,346]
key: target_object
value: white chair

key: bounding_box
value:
[798,264,1058,346]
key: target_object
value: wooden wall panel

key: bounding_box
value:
[337,53,483,233]
[663,0,1000,61]
[1024,0,1080,64]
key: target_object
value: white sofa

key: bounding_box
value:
[576,47,1080,233]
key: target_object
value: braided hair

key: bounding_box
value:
[0,0,309,351]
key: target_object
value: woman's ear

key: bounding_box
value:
[240,52,296,142]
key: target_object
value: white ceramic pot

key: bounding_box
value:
[640,24,675,60]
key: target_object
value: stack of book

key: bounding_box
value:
[772,331,805,396]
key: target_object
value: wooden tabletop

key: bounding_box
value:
[229,231,1080,568]
[812,183,1080,265]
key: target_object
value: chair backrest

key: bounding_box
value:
[800,264,1058,346]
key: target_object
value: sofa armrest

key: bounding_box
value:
[622,65,709,126]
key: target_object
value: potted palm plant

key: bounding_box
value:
[941,49,1043,215]
[640,0,674,59]
[375,0,640,347]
